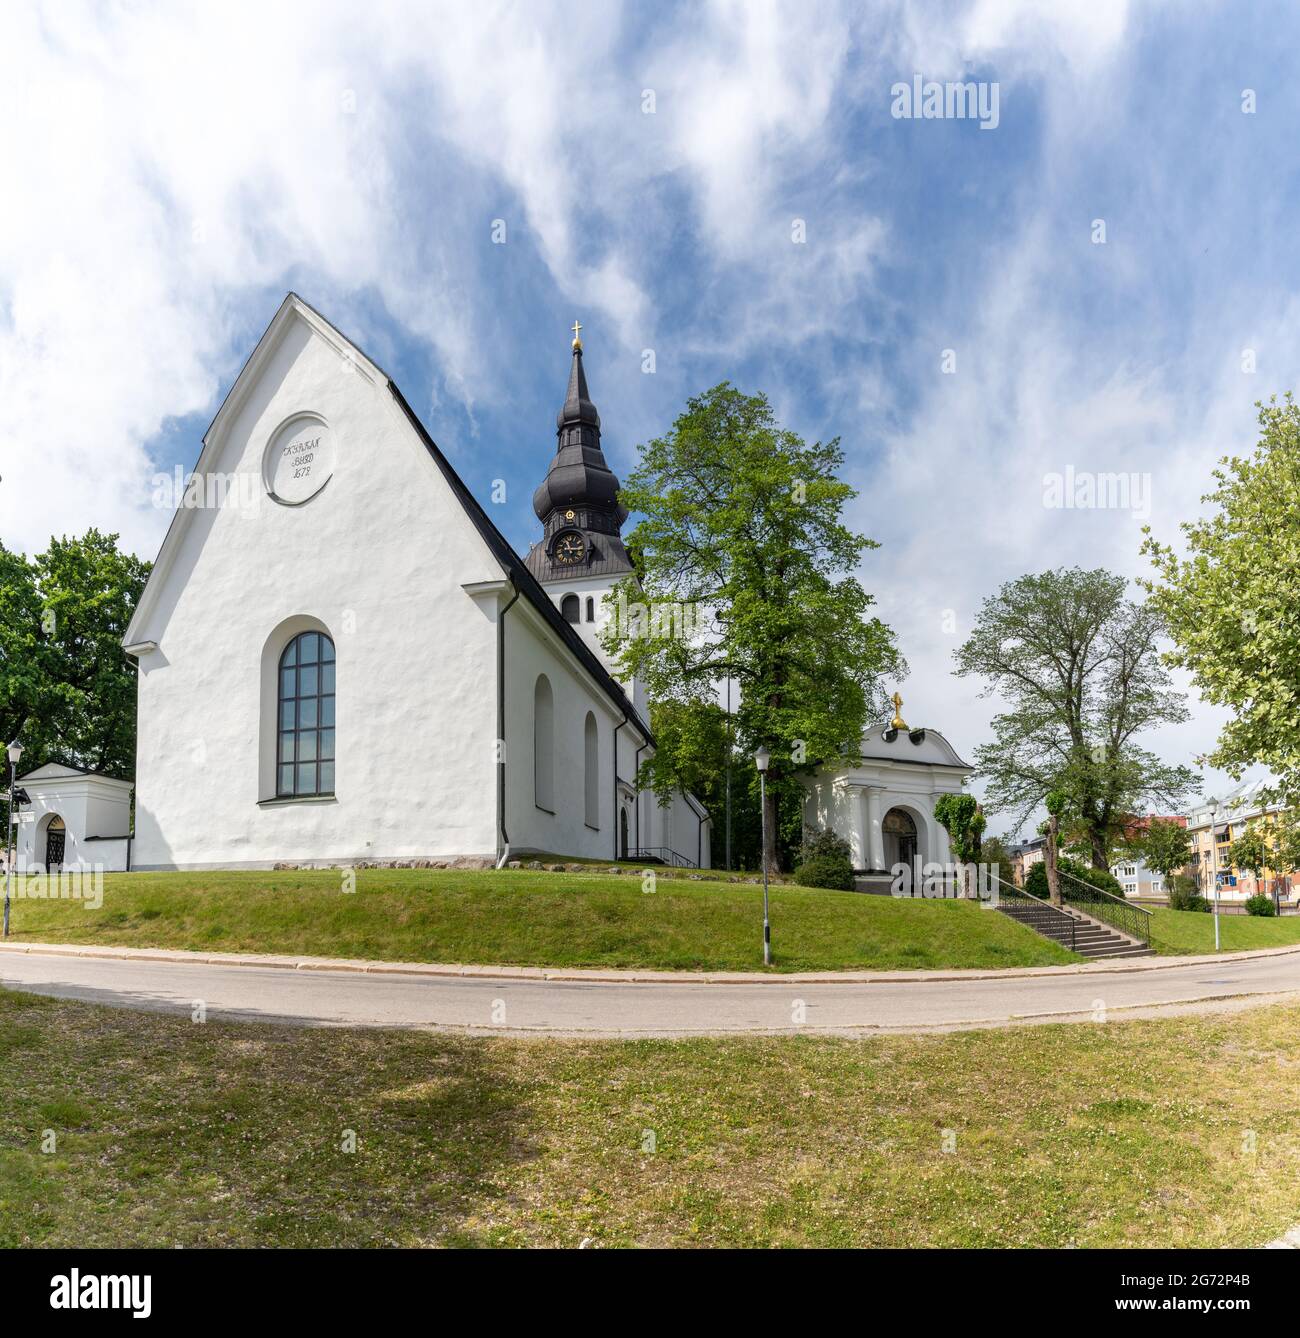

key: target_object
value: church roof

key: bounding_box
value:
[18,761,134,786]
[388,381,647,733]
[855,722,972,770]
[124,293,651,741]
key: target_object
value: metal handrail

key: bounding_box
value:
[1056,865,1152,946]
[631,847,698,869]
[992,874,1077,952]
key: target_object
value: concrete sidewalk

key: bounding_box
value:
[1,936,1298,985]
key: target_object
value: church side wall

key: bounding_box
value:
[503,604,628,861]
[131,321,501,869]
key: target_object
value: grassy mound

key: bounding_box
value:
[3,867,1077,973]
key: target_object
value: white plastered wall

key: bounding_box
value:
[128,311,501,869]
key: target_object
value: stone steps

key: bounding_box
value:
[996,900,1155,959]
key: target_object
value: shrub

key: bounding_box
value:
[1024,856,1124,901]
[800,827,852,864]
[1245,892,1277,917]
[793,855,856,890]
[1167,879,1211,913]
[794,826,854,890]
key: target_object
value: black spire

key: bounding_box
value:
[525,325,634,584]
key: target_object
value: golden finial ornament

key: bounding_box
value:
[571,319,583,350]
[890,691,908,731]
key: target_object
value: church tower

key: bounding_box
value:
[525,323,640,696]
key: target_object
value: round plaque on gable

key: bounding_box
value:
[263,413,334,506]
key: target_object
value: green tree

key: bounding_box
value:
[1126,817,1194,884]
[934,793,986,863]
[1143,396,1300,807]
[603,383,903,873]
[1228,821,1270,893]
[0,544,48,755]
[934,792,985,895]
[954,567,1198,870]
[1267,812,1300,902]
[0,530,149,779]
[640,699,796,872]
[980,834,1016,891]
[1043,788,1067,905]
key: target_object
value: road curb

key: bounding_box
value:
[2,938,1299,985]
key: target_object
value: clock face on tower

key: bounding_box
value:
[553,530,587,566]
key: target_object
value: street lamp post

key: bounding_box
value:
[4,739,23,940]
[1208,798,1221,952]
[755,746,770,966]
[724,677,732,871]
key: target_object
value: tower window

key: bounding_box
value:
[585,597,594,622]
[561,594,580,623]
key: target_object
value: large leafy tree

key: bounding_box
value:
[0,530,149,782]
[0,545,48,756]
[639,700,801,871]
[604,383,903,873]
[1143,395,1300,807]
[954,567,1198,870]
[1124,816,1194,882]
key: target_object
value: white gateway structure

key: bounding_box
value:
[800,696,973,886]
[119,294,710,872]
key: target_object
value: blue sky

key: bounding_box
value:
[3,0,1297,828]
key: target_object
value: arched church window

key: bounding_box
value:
[585,597,594,622]
[277,631,336,797]
[584,711,599,828]
[561,594,580,624]
[534,674,555,812]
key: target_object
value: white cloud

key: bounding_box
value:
[0,0,1285,826]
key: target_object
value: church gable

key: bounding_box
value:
[125,294,501,652]
[125,295,643,733]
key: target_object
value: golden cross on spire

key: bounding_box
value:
[890,692,908,731]
[571,319,583,349]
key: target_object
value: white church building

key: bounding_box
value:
[109,294,710,872]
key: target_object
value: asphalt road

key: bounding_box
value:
[3,945,1300,1035]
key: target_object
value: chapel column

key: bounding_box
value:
[863,785,885,871]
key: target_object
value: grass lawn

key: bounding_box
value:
[1150,907,1300,956]
[3,986,1300,1247]
[3,867,1078,973]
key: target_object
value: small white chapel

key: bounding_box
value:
[800,693,974,886]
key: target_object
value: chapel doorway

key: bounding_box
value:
[882,807,918,891]
[45,815,66,870]
[619,807,629,859]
